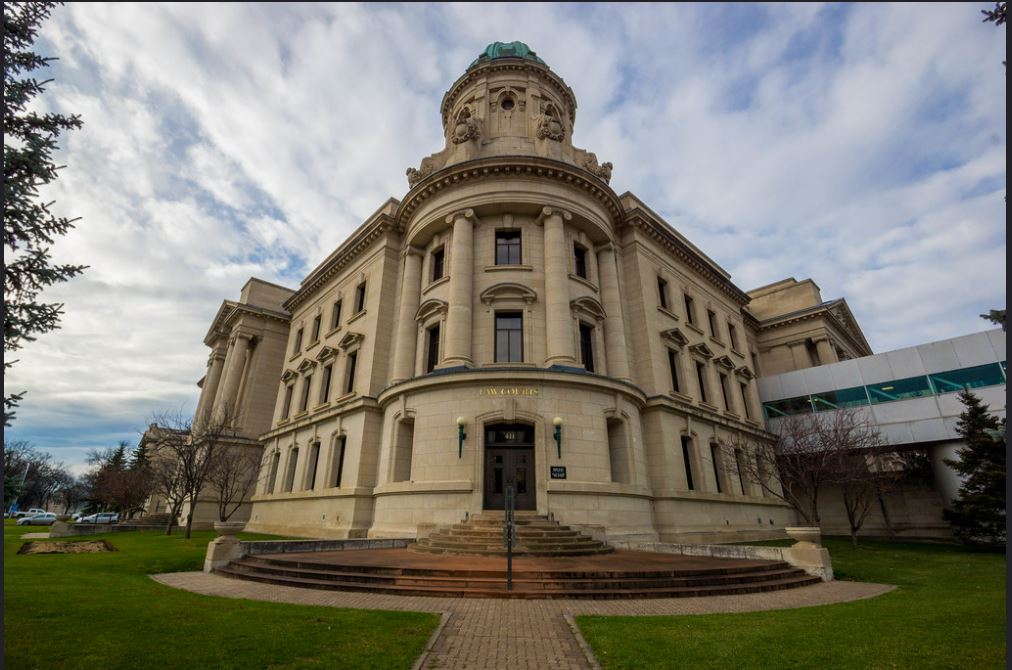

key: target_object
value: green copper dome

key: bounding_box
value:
[468,41,547,70]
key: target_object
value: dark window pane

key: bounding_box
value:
[431,248,445,281]
[495,312,523,362]
[579,323,595,372]
[811,386,869,411]
[574,245,588,278]
[516,467,527,494]
[867,376,932,404]
[929,363,1005,394]
[495,231,522,265]
[668,350,680,392]
[763,396,813,418]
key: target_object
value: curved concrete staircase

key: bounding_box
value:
[411,512,612,557]
[216,549,822,599]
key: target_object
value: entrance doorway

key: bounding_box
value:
[483,423,536,510]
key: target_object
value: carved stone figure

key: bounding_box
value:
[536,109,565,141]
[583,153,613,184]
[406,158,435,187]
[451,107,481,144]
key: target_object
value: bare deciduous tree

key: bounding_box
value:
[148,404,239,538]
[206,445,262,523]
[727,408,886,541]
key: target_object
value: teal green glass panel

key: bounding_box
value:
[811,386,870,411]
[928,363,1006,394]
[867,376,933,404]
[762,396,812,419]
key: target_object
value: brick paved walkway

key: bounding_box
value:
[153,572,892,669]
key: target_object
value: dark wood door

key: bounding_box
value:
[484,448,536,510]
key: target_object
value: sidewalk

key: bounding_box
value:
[153,572,892,670]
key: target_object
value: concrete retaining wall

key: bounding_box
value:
[612,540,834,581]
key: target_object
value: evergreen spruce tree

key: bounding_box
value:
[3,2,86,425]
[129,441,151,471]
[943,389,1006,547]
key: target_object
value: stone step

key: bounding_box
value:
[216,564,822,600]
[225,559,811,591]
[243,554,796,580]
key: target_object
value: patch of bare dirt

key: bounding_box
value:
[17,539,117,555]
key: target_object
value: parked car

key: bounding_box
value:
[17,513,57,526]
[79,512,119,524]
[12,508,46,519]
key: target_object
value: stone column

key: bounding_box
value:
[391,247,424,382]
[540,207,576,366]
[442,209,475,366]
[789,342,810,370]
[815,338,837,366]
[194,346,226,421]
[596,243,630,380]
[213,333,250,419]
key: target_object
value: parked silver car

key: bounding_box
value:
[17,513,57,526]
[79,512,119,524]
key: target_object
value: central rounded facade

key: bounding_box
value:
[246,43,793,543]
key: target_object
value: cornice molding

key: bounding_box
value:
[624,206,751,306]
[396,156,624,228]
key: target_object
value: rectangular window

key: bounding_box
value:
[333,436,347,488]
[431,247,445,281]
[354,282,367,313]
[928,363,1006,394]
[426,324,440,373]
[763,396,813,418]
[345,352,358,394]
[695,362,708,404]
[281,385,294,419]
[684,294,695,325]
[719,372,731,411]
[331,300,342,330]
[734,448,747,495]
[867,376,933,404]
[579,322,595,373]
[494,312,523,362]
[299,374,312,412]
[728,323,739,350]
[710,443,723,493]
[319,364,333,404]
[495,230,522,265]
[681,436,695,491]
[739,382,752,419]
[311,315,321,342]
[306,442,320,491]
[657,277,669,310]
[707,310,718,338]
[574,244,588,279]
[293,328,304,353]
[667,349,681,393]
[811,386,870,411]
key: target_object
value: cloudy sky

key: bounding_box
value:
[7,3,1006,474]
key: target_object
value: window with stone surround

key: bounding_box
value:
[354,282,367,314]
[267,451,280,493]
[431,246,445,281]
[331,300,342,330]
[311,314,321,342]
[707,309,718,339]
[331,435,347,488]
[293,327,304,354]
[281,384,294,419]
[495,230,522,265]
[305,442,321,490]
[684,294,696,325]
[345,351,358,394]
[657,277,670,310]
[579,322,595,373]
[710,442,724,493]
[728,322,740,350]
[319,364,333,404]
[426,324,440,373]
[299,374,312,412]
[739,381,752,419]
[681,435,695,491]
[495,312,523,362]
[667,349,681,393]
[695,361,708,404]
[283,447,298,493]
[574,243,588,279]
[719,372,732,411]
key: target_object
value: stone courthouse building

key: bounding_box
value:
[184,42,875,541]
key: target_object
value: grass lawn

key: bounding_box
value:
[3,519,438,669]
[577,538,1006,669]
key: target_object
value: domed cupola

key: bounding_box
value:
[405,41,614,190]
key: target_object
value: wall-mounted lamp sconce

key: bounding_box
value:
[553,416,563,458]
[456,416,467,458]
